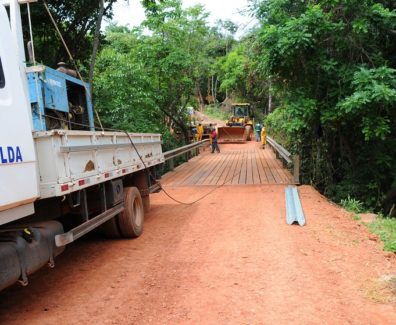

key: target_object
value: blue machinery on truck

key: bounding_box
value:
[28,65,95,131]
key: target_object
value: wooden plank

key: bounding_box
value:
[225,150,240,185]
[207,152,231,185]
[270,149,292,183]
[171,156,207,186]
[201,153,229,185]
[231,150,243,184]
[246,150,254,184]
[263,147,284,183]
[239,150,247,184]
[178,153,215,186]
[165,154,206,186]
[217,151,237,185]
[270,152,289,183]
[255,148,268,184]
[228,150,241,185]
[162,142,294,187]
[258,148,276,183]
[212,152,234,185]
[251,149,261,184]
[189,151,220,185]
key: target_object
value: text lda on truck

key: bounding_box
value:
[0,146,23,164]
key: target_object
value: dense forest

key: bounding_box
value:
[26,0,396,215]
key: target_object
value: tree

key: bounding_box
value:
[23,0,118,71]
[252,0,396,211]
[94,1,214,145]
[140,0,211,142]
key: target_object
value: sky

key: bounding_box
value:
[107,0,257,37]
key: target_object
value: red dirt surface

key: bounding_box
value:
[0,157,395,324]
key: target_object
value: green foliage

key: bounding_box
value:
[338,67,396,140]
[94,43,161,133]
[341,195,365,213]
[368,217,396,252]
[94,0,223,148]
[24,0,117,70]
[253,0,396,212]
[352,214,361,221]
[204,105,229,121]
[32,0,396,214]
[216,47,247,94]
[265,107,290,147]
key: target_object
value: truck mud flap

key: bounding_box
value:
[0,221,64,291]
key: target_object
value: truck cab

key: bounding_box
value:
[0,4,39,225]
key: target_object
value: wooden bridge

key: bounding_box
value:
[162,141,295,187]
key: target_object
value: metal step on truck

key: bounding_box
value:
[0,0,164,291]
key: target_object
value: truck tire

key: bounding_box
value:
[102,217,121,238]
[117,187,144,238]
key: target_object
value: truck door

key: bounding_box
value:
[0,5,39,225]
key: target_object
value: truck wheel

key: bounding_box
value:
[102,217,121,238]
[117,187,144,238]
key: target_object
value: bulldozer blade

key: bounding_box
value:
[218,126,249,143]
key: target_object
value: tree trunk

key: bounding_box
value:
[196,83,204,112]
[88,0,105,90]
[214,78,218,102]
[268,80,272,114]
[211,75,215,103]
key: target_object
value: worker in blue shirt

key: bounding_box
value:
[255,122,262,142]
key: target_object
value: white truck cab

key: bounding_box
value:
[0,4,39,225]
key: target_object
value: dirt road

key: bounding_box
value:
[0,149,395,324]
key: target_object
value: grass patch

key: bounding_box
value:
[368,217,396,253]
[340,195,364,213]
[204,105,229,121]
[352,214,361,221]
[340,196,396,253]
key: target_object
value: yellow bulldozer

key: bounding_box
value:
[217,103,254,143]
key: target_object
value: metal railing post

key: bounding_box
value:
[169,158,174,171]
[293,155,300,184]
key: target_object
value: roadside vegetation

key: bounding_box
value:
[203,104,229,122]
[368,218,396,252]
[27,0,396,216]
[341,196,396,253]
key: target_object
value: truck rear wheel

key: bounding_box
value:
[117,187,144,238]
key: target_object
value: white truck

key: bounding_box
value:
[0,1,164,291]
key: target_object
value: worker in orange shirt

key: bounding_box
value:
[197,123,204,141]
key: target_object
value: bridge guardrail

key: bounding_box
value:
[163,139,209,171]
[267,136,300,184]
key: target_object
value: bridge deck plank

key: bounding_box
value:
[162,142,294,186]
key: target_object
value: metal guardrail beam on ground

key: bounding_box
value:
[285,185,305,226]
